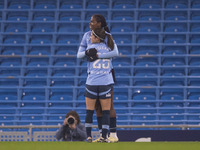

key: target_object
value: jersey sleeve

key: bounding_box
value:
[98,44,119,59]
[77,33,88,58]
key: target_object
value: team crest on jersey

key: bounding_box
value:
[106,93,111,97]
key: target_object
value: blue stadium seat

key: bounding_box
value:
[113,34,132,44]
[21,89,45,101]
[112,0,135,9]
[58,23,80,32]
[5,23,27,33]
[111,23,134,32]
[190,46,200,54]
[139,0,161,9]
[191,0,200,8]
[115,68,131,77]
[59,12,81,21]
[165,11,187,21]
[162,57,185,66]
[164,35,186,44]
[137,23,160,32]
[160,88,183,100]
[190,23,200,32]
[1,46,24,55]
[7,11,28,21]
[117,46,132,55]
[134,68,158,76]
[86,0,109,9]
[8,0,30,9]
[50,78,74,87]
[85,11,107,21]
[50,89,73,101]
[28,46,51,55]
[115,78,130,86]
[0,69,20,77]
[162,46,186,55]
[188,78,200,86]
[53,57,76,66]
[112,57,131,67]
[52,68,75,77]
[133,78,157,86]
[165,0,188,9]
[0,58,21,67]
[60,0,82,9]
[31,23,54,33]
[191,35,200,43]
[134,57,158,66]
[26,57,49,67]
[23,78,46,87]
[30,35,52,44]
[34,0,56,9]
[57,35,79,44]
[164,23,187,32]
[0,79,19,87]
[187,88,200,100]
[24,68,48,77]
[0,89,17,101]
[188,68,200,76]
[137,35,158,43]
[3,35,25,44]
[55,46,77,55]
[113,88,128,100]
[135,46,159,55]
[33,11,55,21]
[78,78,86,86]
[161,68,185,76]
[138,11,161,21]
[160,78,184,86]
[132,88,156,100]
[189,57,200,66]
[111,11,134,21]
[191,11,200,20]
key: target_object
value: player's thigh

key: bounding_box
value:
[99,98,111,111]
[85,97,96,110]
[85,84,98,110]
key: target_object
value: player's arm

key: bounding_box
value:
[98,43,119,59]
[77,33,88,59]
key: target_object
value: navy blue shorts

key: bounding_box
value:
[85,84,113,99]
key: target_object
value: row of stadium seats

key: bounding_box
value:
[1,11,200,21]
[1,0,200,10]
[2,23,200,33]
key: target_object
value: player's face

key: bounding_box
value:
[90,33,100,43]
[89,16,101,31]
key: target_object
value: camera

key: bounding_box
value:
[67,117,75,125]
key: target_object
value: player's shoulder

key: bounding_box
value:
[84,31,91,36]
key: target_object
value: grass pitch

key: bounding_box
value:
[0,142,199,150]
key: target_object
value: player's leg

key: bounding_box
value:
[84,85,98,142]
[98,85,112,142]
[99,98,111,142]
[95,100,103,137]
[108,87,119,142]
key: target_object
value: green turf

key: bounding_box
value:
[0,142,200,150]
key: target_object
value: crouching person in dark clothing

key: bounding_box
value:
[56,110,87,141]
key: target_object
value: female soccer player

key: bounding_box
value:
[77,28,118,142]
[77,14,119,143]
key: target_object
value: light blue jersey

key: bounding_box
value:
[77,31,119,85]
[86,43,114,85]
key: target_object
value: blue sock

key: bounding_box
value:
[102,110,110,139]
[97,117,102,134]
[85,110,94,138]
[110,117,117,133]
